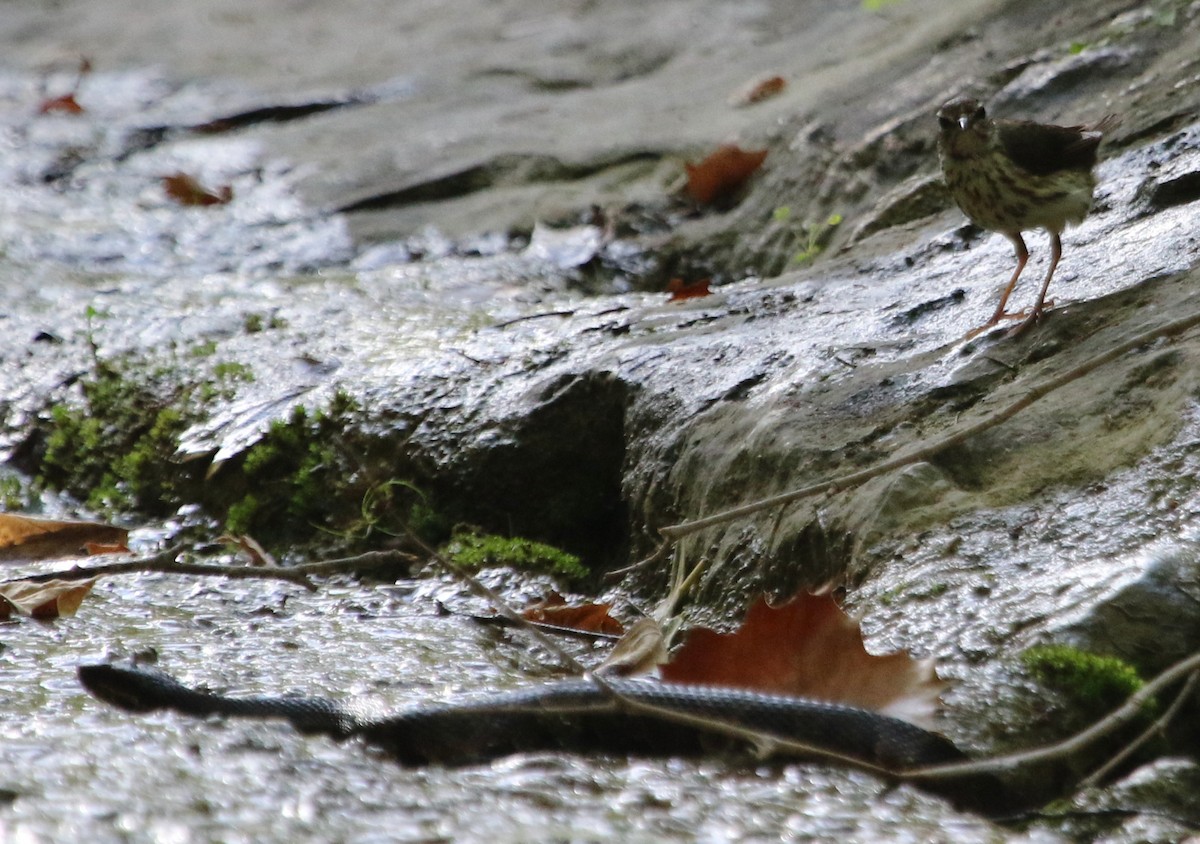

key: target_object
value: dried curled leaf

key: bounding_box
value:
[684,144,768,206]
[522,593,624,636]
[597,617,668,676]
[0,577,97,619]
[666,278,712,302]
[162,172,233,206]
[730,74,787,107]
[218,534,277,567]
[660,592,946,727]
[0,513,128,563]
[38,93,84,115]
[37,57,92,115]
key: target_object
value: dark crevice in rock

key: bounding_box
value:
[890,288,967,327]
[112,100,370,164]
[1118,108,1200,148]
[340,164,497,211]
[189,98,368,133]
[762,519,855,595]
[336,151,664,214]
[438,370,634,571]
[1140,170,1200,213]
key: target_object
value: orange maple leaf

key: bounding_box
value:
[660,592,946,727]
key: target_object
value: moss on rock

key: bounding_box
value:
[443,529,588,581]
[1021,644,1153,724]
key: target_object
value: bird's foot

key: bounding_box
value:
[1005,299,1056,322]
[964,309,1024,340]
[1005,306,1046,338]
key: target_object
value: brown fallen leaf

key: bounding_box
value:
[730,74,787,107]
[659,592,946,727]
[162,172,234,206]
[684,144,768,206]
[522,592,625,636]
[0,513,128,563]
[0,577,97,619]
[36,56,92,115]
[666,278,712,302]
[84,541,131,556]
[38,93,84,115]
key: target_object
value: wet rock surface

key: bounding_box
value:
[3,0,1200,839]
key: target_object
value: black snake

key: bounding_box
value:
[77,663,1011,812]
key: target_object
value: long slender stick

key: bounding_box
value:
[3,547,418,591]
[1078,670,1199,788]
[907,648,1200,781]
[4,545,316,590]
[660,307,1200,540]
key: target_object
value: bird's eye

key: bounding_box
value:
[938,115,954,131]
[973,105,986,120]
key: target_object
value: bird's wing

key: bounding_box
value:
[996,120,1103,176]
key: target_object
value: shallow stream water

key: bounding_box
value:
[6,54,1200,843]
[1,562,1021,843]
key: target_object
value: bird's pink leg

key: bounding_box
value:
[1007,231,1062,338]
[966,233,1028,338]
[989,232,1029,322]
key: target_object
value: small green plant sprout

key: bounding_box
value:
[793,213,843,265]
[354,478,447,543]
[188,340,218,358]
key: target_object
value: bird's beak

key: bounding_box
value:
[958,116,970,131]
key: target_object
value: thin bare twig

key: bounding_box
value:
[4,545,318,590]
[1079,670,1199,788]
[290,549,418,577]
[907,648,1200,782]
[659,308,1200,541]
[603,538,672,580]
[3,547,418,592]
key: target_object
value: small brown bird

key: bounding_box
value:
[936,97,1116,336]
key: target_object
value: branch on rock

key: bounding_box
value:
[659,308,1200,541]
[3,546,418,592]
[907,648,1200,783]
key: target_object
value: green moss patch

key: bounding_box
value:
[443,529,588,581]
[1021,644,1153,723]
[24,335,448,553]
[35,352,217,513]
[219,394,445,549]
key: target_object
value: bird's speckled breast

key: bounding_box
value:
[940,140,1096,235]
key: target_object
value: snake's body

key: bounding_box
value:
[77,663,1010,812]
